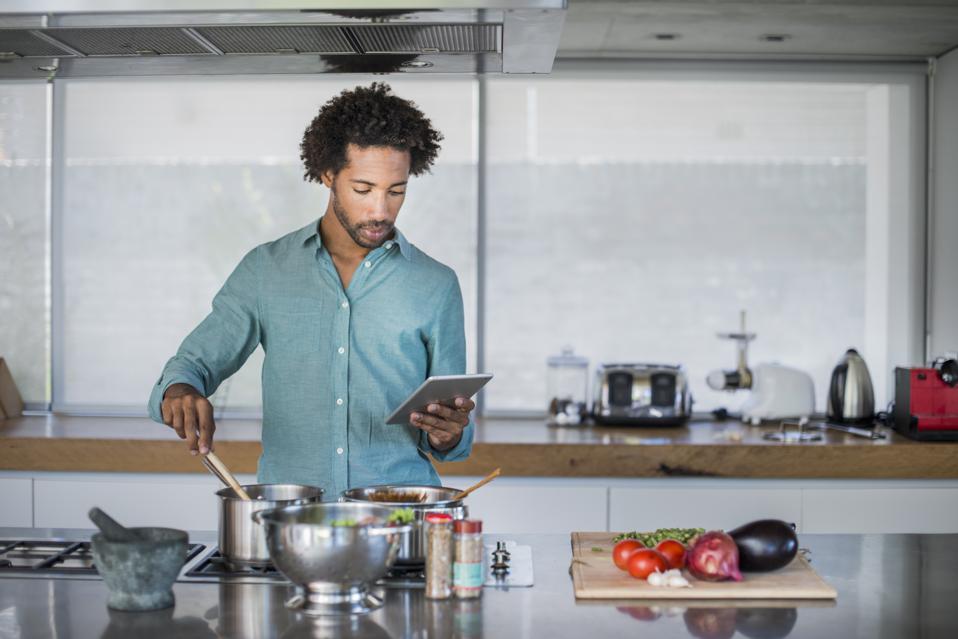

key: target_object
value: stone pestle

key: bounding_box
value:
[88,507,140,542]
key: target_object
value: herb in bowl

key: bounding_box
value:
[387,508,416,526]
[327,519,358,527]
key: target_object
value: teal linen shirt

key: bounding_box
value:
[147,218,472,498]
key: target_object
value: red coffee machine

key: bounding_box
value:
[893,357,958,441]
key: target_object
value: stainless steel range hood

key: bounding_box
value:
[0,1,566,78]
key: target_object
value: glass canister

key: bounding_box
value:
[425,512,454,600]
[452,519,483,599]
[546,346,589,425]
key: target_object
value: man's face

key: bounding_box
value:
[322,144,411,249]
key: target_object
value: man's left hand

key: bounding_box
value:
[410,397,475,452]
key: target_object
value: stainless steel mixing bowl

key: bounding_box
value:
[253,502,411,616]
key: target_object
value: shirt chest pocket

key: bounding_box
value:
[264,298,327,355]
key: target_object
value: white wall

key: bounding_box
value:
[930,49,958,359]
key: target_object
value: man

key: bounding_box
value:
[147,83,475,496]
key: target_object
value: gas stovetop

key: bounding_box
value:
[0,539,206,575]
[0,538,534,588]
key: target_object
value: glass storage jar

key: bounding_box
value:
[546,346,589,425]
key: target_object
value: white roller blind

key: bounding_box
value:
[56,76,477,412]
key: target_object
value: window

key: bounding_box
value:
[483,66,925,414]
[0,82,48,406]
[1,63,925,418]
[55,77,476,412]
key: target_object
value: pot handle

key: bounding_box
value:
[285,592,305,611]
[251,511,264,525]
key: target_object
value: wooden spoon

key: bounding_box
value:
[452,467,501,501]
[202,451,251,501]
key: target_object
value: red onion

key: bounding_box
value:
[686,531,743,582]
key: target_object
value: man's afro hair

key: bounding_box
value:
[300,82,443,182]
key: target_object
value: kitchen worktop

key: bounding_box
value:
[0,527,955,639]
[2,414,958,479]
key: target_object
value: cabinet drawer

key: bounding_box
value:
[610,486,803,532]
[0,478,33,527]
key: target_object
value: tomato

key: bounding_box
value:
[612,540,645,570]
[627,548,670,580]
[617,606,661,622]
[655,539,688,569]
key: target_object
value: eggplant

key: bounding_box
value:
[735,608,798,639]
[728,519,798,572]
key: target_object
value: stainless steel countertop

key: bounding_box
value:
[0,528,955,638]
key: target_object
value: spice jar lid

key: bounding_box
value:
[453,519,482,533]
[425,513,453,523]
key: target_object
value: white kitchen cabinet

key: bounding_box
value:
[10,471,958,535]
[803,487,958,533]
[609,485,804,533]
[33,473,250,531]
[447,477,607,534]
[0,478,33,527]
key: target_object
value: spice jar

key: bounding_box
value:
[425,512,454,599]
[452,519,483,599]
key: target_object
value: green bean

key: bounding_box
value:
[612,528,705,546]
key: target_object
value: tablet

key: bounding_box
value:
[385,374,493,425]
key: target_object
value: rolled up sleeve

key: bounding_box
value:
[147,249,262,423]
[422,273,473,462]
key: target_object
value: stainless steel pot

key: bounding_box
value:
[216,483,324,567]
[339,485,467,564]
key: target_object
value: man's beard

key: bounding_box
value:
[331,186,393,250]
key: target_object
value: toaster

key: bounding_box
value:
[592,363,693,426]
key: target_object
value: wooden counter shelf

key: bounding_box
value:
[2,415,957,479]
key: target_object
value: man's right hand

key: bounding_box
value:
[161,383,215,456]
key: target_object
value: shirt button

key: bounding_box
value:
[341,301,349,309]
[338,346,345,354]
[336,398,343,406]
[337,448,344,455]
[384,241,393,249]
[364,261,371,268]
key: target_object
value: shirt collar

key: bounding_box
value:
[298,218,322,247]
[300,217,411,261]
[389,226,413,260]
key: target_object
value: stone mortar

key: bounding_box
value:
[91,527,189,611]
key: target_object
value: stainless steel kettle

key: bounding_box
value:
[827,348,875,423]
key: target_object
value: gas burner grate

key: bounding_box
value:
[0,539,205,575]
[185,550,285,580]
[380,562,426,589]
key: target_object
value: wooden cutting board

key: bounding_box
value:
[571,532,837,600]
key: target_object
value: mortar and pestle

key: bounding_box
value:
[89,507,189,612]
